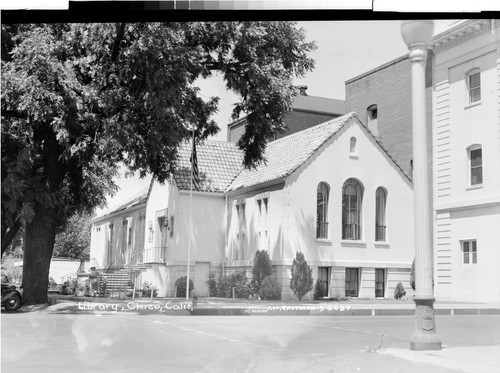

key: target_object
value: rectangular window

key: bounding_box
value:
[345,268,359,297]
[375,269,385,298]
[462,240,477,264]
[170,216,174,238]
[236,203,246,259]
[470,148,483,185]
[257,198,269,251]
[468,71,481,104]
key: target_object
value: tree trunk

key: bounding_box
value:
[22,203,59,305]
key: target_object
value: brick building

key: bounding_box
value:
[345,54,433,179]
[227,86,345,142]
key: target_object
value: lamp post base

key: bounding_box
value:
[410,296,442,350]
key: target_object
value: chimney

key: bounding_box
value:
[297,85,308,96]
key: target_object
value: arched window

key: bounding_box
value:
[350,137,357,154]
[375,187,387,241]
[316,182,330,238]
[342,178,363,240]
[367,104,378,135]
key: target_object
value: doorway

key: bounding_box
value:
[194,262,210,297]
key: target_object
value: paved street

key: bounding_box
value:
[2,311,499,373]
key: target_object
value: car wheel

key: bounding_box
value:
[5,294,21,311]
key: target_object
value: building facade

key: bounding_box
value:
[225,113,415,300]
[430,19,500,302]
[90,113,415,300]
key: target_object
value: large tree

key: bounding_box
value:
[1,22,315,304]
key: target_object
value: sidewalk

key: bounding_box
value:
[34,294,500,317]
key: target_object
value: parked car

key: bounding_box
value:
[1,273,23,311]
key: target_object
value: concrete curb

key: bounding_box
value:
[15,296,498,316]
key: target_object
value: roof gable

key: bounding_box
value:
[174,140,243,193]
[227,113,358,192]
[227,112,411,192]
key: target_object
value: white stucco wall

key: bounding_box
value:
[282,121,414,267]
[226,119,415,299]
[90,204,146,270]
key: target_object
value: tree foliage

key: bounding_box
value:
[289,251,313,301]
[1,22,315,304]
[251,250,272,294]
[53,211,92,259]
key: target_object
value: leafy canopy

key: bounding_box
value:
[1,22,315,249]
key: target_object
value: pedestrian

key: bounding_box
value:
[89,267,99,297]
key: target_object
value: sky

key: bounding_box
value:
[105,19,456,212]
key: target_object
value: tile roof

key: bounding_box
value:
[174,140,243,193]
[227,112,357,192]
[292,94,345,115]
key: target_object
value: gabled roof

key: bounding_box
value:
[292,94,345,115]
[227,113,357,192]
[174,140,243,193]
[226,112,411,193]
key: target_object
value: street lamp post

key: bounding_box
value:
[401,20,442,351]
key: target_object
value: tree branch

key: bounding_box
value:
[1,219,22,257]
[111,23,126,62]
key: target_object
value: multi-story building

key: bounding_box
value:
[430,19,500,302]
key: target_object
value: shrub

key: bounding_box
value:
[394,282,406,300]
[206,272,217,297]
[216,274,231,298]
[143,281,158,297]
[251,250,272,295]
[216,270,251,298]
[259,276,281,300]
[313,279,325,300]
[175,276,194,298]
[410,259,415,291]
[289,252,314,301]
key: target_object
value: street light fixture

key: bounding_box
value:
[401,20,442,351]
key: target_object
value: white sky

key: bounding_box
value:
[107,19,457,211]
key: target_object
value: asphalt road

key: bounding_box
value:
[2,312,499,373]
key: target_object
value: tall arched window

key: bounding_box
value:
[342,178,363,240]
[316,182,330,238]
[375,187,387,241]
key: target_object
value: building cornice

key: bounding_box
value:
[431,19,499,53]
[435,196,500,213]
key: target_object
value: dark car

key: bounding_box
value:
[1,274,23,311]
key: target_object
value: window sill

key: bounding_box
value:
[374,242,390,248]
[465,101,481,110]
[341,240,366,247]
[466,184,483,191]
[316,239,333,245]
[349,154,359,159]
